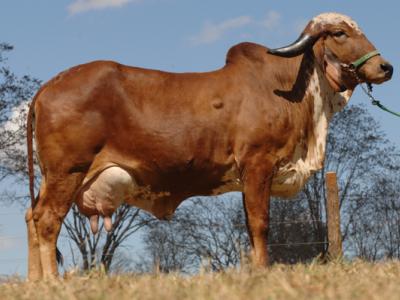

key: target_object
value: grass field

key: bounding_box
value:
[1,260,400,300]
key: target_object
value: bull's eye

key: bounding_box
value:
[332,31,346,38]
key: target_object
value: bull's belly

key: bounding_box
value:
[75,158,316,231]
[75,165,242,233]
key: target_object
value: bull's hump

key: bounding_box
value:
[225,42,268,65]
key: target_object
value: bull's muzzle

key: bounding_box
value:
[380,62,394,79]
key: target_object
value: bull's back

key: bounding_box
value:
[34,61,236,187]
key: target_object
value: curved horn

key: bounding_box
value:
[268,34,319,58]
[267,19,327,58]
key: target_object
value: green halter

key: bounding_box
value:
[344,50,399,118]
[350,50,380,69]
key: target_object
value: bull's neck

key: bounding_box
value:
[307,58,353,123]
[269,58,353,198]
[300,56,353,172]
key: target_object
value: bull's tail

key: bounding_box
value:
[27,94,37,209]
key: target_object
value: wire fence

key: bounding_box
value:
[0,219,330,267]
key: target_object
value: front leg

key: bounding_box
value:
[241,153,276,267]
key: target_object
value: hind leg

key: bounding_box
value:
[32,173,84,279]
[26,181,48,281]
[26,206,43,281]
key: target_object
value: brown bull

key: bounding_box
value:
[26,13,393,280]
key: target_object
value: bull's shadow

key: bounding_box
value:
[273,51,315,103]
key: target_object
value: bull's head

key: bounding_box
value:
[268,13,393,92]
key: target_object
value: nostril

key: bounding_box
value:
[380,63,394,77]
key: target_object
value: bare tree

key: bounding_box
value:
[291,104,400,259]
[135,197,249,273]
[347,174,400,260]
[62,204,152,272]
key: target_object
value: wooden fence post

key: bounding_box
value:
[325,172,343,259]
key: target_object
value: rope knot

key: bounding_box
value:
[371,100,380,106]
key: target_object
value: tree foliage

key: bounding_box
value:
[0,43,40,186]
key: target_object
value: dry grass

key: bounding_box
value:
[1,260,400,300]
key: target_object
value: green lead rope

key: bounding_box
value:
[371,100,400,117]
[360,83,400,118]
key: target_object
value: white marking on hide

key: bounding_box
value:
[311,12,362,34]
[271,65,352,198]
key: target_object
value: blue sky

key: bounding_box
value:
[0,0,399,276]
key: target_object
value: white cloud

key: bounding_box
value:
[189,11,285,46]
[189,16,253,45]
[0,101,29,163]
[1,101,28,132]
[67,0,139,15]
[260,10,281,30]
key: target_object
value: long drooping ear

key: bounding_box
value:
[268,22,326,57]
